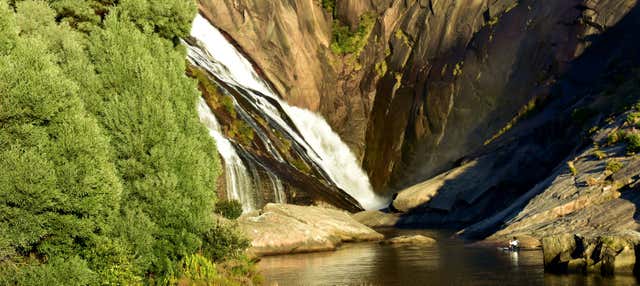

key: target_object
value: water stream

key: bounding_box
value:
[188,14,387,210]
[258,229,640,286]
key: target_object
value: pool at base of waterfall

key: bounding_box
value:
[257,229,640,286]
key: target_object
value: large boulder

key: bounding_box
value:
[238,211,337,257]
[542,233,640,275]
[381,235,437,246]
[351,210,399,227]
[264,204,384,242]
[238,204,383,256]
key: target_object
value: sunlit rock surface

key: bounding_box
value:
[352,210,400,228]
[381,235,437,246]
[238,204,383,256]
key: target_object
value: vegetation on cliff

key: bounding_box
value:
[0,0,255,284]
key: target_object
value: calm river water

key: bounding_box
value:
[258,229,640,286]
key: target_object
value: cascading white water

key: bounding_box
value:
[197,98,257,212]
[189,15,387,210]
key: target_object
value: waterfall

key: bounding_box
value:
[189,14,387,210]
[197,99,257,212]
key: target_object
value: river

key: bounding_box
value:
[258,229,640,286]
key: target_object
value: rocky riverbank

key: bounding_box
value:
[542,233,640,275]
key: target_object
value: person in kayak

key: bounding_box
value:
[508,237,520,251]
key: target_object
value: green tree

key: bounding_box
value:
[0,10,124,280]
[114,0,196,41]
[86,14,221,275]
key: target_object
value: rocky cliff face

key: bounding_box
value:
[197,0,640,239]
[391,2,640,229]
[198,0,637,194]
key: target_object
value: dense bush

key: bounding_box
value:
[0,2,125,280]
[0,0,252,283]
[215,200,244,219]
[87,13,221,275]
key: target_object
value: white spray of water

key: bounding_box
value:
[190,15,387,209]
[197,98,257,212]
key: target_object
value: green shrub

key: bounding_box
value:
[0,13,123,271]
[0,0,254,282]
[608,131,623,145]
[87,15,221,275]
[605,159,623,174]
[627,111,640,126]
[0,257,98,286]
[330,13,375,55]
[114,0,196,41]
[202,222,250,262]
[593,149,607,160]
[625,133,640,153]
[171,254,220,285]
[322,0,336,16]
[215,200,244,220]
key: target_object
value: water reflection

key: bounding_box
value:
[258,229,638,286]
[544,274,640,286]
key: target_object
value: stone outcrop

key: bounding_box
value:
[542,233,640,275]
[351,210,399,228]
[197,0,638,196]
[238,204,382,256]
[458,110,640,241]
[197,0,640,262]
[381,235,436,246]
[388,4,640,228]
[363,0,637,193]
[264,204,384,242]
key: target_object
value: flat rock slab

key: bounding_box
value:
[351,210,400,227]
[239,203,383,256]
[381,235,437,246]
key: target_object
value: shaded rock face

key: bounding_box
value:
[542,233,640,275]
[238,204,382,256]
[458,109,640,240]
[364,0,637,192]
[390,3,640,228]
[198,0,638,196]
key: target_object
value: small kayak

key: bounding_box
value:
[498,247,519,252]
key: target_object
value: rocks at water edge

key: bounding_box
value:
[351,210,399,228]
[542,233,640,275]
[381,235,437,246]
[238,203,383,257]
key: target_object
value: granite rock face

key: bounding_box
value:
[238,204,382,256]
[352,210,399,228]
[542,233,640,275]
[389,4,640,228]
[458,110,640,241]
[198,0,637,195]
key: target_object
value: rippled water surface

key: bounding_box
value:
[258,229,640,286]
